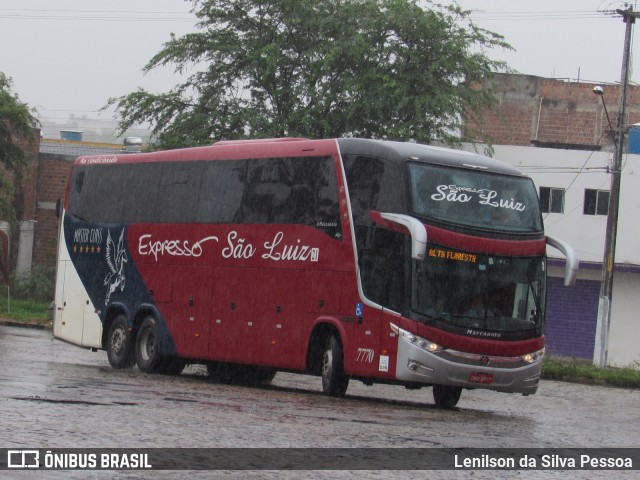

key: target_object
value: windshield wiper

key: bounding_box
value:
[425,310,452,322]
[526,273,541,321]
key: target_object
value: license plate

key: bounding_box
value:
[469,372,494,384]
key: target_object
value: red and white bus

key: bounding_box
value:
[53,138,578,408]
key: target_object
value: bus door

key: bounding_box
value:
[351,233,406,377]
[209,267,264,364]
[256,268,303,368]
[168,266,214,359]
[54,260,84,345]
[54,259,102,348]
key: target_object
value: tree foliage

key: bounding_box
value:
[0,72,39,222]
[108,0,511,148]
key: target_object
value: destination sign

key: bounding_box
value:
[428,248,477,263]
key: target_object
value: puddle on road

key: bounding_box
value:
[11,395,140,407]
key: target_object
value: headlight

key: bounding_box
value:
[390,323,443,353]
[521,347,545,364]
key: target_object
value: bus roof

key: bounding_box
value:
[73,138,339,166]
[73,137,524,177]
[336,138,525,177]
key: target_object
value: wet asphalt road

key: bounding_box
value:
[1,324,639,479]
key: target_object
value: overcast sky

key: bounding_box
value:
[0,0,638,126]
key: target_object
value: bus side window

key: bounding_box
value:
[122,163,164,223]
[197,160,246,223]
[156,163,203,223]
[344,156,384,223]
[288,156,341,238]
[75,170,85,193]
[241,159,293,223]
[359,228,406,312]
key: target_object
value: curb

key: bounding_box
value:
[0,319,52,330]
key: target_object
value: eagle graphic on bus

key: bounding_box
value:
[103,229,127,305]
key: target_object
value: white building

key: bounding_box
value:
[463,144,639,368]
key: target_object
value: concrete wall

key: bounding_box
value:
[609,271,640,367]
[463,143,640,367]
[474,145,640,266]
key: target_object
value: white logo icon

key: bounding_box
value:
[7,450,40,468]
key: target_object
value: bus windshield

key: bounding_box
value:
[411,246,546,334]
[408,163,543,233]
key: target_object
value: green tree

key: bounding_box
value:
[0,72,39,284]
[0,72,39,222]
[108,0,510,148]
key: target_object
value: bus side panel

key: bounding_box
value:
[166,266,214,359]
[208,267,305,368]
[81,301,103,349]
[376,310,401,380]
[208,267,345,370]
[54,260,83,345]
[140,264,174,303]
[54,259,102,348]
[54,213,103,349]
[271,269,345,369]
[57,217,179,355]
[342,303,383,378]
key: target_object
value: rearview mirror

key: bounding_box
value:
[546,235,579,287]
[370,212,427,260]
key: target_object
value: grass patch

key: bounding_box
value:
[0,290,51,323]
[542,356,640,389]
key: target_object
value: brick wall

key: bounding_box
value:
[466,73,640,148]
[33,155,74,265]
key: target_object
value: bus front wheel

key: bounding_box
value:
[106,314,135,369]
[135,316,161,373]
[432,385,462,409]
[321,335,349,397]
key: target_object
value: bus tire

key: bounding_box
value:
[106,314,135,369]
[433,385,462,409]
[135,316,161,373]
[321,335,349,397]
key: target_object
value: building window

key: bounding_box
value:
[584,189,609,215]
[539,187,565,213]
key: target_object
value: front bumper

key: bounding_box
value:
[392,324,542,394]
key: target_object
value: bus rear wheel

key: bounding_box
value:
[106,314,135,369]
[432,385,462,409]
[135,316,161,373]
[321,335,349,397]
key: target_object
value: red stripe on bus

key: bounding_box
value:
[426,225,546,256]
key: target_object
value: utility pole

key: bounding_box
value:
[593,7,639,368]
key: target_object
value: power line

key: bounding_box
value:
[0,14,194,22]
[0,7,195,22]
[467,10,617,21]
[519,166,609,172]
[0,8,191,14]
[0,7,612,22]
